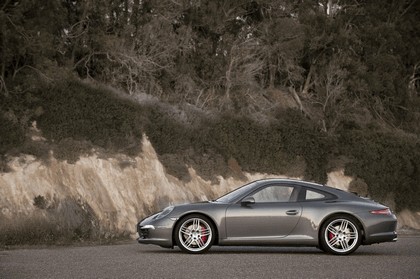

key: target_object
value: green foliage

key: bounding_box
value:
[340,129,420,211]
[146,108,329,183]
[0,0,67,80]
[35,80,145,158]
[33,195,48,210]
[144,106,193,154]
[0,113,25,154]
[0,91,30,159]
[2,1,419,134]
[0,197,102,246]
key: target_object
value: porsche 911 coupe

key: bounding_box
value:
[137,179,397,255]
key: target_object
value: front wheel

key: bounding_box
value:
[175,215,214,254]
[320,216,361,255]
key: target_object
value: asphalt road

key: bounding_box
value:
[1,236,419,279]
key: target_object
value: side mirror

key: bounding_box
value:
[241,196,255,207]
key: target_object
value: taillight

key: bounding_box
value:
[370,208,392,215]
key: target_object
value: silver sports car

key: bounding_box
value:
[137,179,397,255]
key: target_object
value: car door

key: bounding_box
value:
[224,184,302,241]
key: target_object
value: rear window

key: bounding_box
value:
[306,190,326,200]
[301,188,335,201]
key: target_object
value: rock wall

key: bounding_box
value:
[0,136,278,239]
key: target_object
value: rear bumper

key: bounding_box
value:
[355,211,398,245]
[363,231,397,245]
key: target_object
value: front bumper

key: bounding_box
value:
[137,216,176,248]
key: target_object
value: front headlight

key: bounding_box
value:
[154,206,174,220]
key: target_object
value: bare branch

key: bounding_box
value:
[0,76,9,97]
[12,65,53,81]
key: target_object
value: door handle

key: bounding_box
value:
[286,210,299,215]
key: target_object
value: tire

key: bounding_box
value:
[175,214,215,254]
[320,215,361,255]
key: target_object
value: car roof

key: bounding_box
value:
[255,178,324,188]
[254,178,356,199]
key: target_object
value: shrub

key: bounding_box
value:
[33,195,48,210]
[0,197,110,246]
[146,108,329,183]
[34,80,145,159]
[0,110,25,155]
[340,129,420,211]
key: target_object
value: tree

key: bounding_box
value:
[0,0,66,88]
[256,15,304,89]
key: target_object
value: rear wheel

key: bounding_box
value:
[175,215,214,254]
[320,216,361,255]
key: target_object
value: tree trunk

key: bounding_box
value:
[327,0,333,15]
[301,64,313,96]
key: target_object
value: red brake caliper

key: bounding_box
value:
[328,226,335,242]
[201,226,208,243]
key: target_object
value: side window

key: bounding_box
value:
[305,189,326,200]
[252,185,295,203]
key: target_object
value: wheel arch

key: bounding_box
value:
[318,212,366,245]
[172,212,220,246]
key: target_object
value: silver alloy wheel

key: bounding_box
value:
[323,218,359,254]
[177,216,213,253]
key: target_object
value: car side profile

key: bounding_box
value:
[137,179,397,255]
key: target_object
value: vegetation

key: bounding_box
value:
[0,196,106,247]
[1,0,419,216]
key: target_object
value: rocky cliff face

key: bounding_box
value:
[0,136,277,241]
[0,136,418,243]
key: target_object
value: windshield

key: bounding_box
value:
[215,181,259,203]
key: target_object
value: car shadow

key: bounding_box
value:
[139,246,394,256]
[140,246,323,255]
